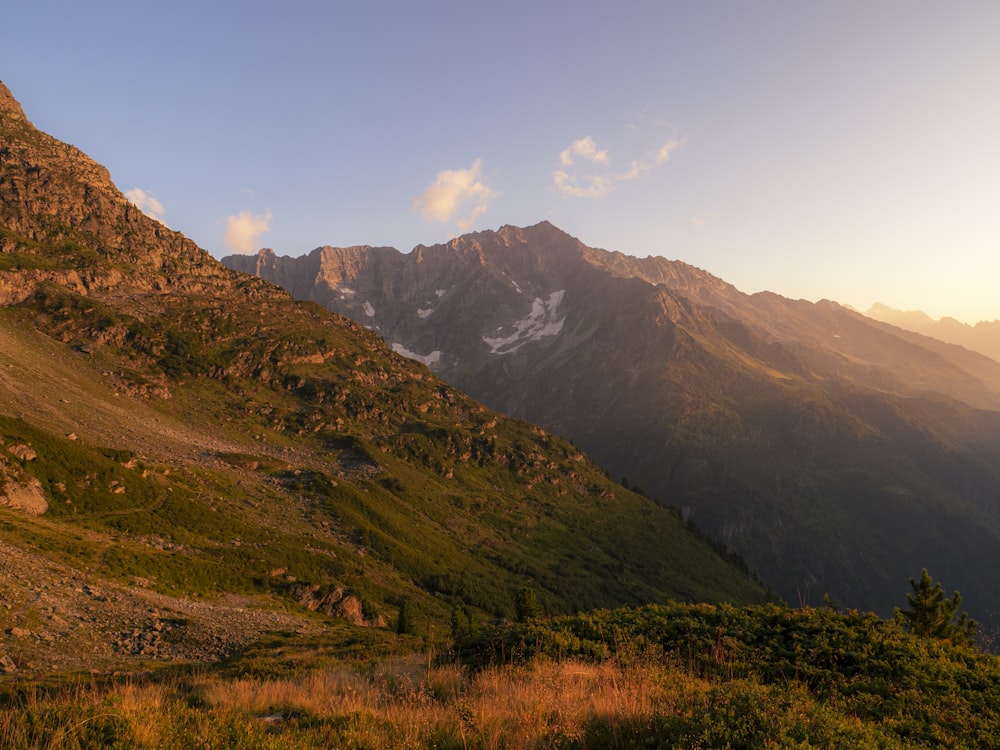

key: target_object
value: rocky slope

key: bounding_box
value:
[226,224,1000,622]
[0,81,767,674]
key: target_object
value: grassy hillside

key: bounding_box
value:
[0,282,766,673]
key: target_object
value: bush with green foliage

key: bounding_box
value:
[456,600,1000,748]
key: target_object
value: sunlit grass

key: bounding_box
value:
[0,652,906,749]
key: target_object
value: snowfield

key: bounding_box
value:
[482,290,566,354]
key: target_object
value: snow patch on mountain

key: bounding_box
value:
[363,301,375,317]
[391,343,442,368]
[435,289,447,298]
[417,308,434,319]
[503,273,523,294]
[483,290,566,354]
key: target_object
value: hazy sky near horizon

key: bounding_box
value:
[4,1,999,322]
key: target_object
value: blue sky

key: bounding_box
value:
[4,1,1000,322]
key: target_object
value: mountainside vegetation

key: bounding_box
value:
[3,590,996,749]
[228,223,1000,625]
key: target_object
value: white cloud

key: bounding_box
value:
[553,134,683,198]
[125,187,168,226]
[413,159,499,230]
[223,209,272,253]
[552,170,614,199]
[559,136,609,167]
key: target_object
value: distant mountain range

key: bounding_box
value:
[225,226,1000,621]
[0,81,766,670]
[864,302,1000,364]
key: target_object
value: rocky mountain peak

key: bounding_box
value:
[865,302,935,326]
[0,82,260,306]
[494,221,562,246]
[0,80,29,123]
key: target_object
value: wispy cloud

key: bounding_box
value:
[223,209,272,253]
[125,187,168,226]
[615,137,683,181]
[552,135,683,198]
[413,159,498,231]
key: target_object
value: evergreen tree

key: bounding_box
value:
[397,598,415,635]
[515,586,544,623]
[450,604,474,639]
[894,569,977,646]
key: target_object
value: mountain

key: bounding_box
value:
[225,224,1000,622]
[865,302,1000,364]
[0,82,766,672]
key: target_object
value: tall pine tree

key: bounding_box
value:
[894,569,976,646]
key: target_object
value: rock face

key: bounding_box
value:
[226,223,1000,621]
[224,223,730,375]
[0,477,47,515]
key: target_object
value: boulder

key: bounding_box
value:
[0,476,47,515]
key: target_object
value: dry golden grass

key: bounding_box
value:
[0,655,695,748]
[189,656,708,749]
[0,653,905,748]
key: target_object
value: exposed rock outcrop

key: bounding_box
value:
[0,80,29,123]
[290,583,386,628]
[0,80,274,307]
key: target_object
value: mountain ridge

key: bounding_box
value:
[226,223,1000,621]
[865,301,1000,364]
